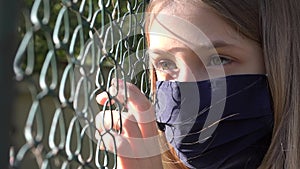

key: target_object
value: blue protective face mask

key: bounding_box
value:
[155,74,274,169]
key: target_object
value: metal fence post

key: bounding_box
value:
[0,0,20,168]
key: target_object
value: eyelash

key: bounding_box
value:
[207,55,232,66]
[154,59,177,71]
[152,54,232,71]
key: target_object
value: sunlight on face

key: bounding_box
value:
[148,2,265,82]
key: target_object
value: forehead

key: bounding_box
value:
[148,2,240,51]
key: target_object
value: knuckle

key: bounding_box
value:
[95,111,105,130]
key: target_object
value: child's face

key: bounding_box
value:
[148,2,265,82]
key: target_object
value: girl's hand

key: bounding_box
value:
[95,79,164,169]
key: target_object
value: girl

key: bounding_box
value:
[95,0,300,168]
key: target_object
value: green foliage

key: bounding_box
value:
[18,0,144,72]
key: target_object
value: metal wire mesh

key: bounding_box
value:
[11,0,149,168]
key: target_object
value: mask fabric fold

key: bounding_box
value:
[155,74,274,169]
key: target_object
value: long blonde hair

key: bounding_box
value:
[146,0,300,168]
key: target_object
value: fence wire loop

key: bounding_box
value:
[11,0,148,168]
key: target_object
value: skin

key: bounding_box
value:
[95,2,265,169]
[149,2,265,82]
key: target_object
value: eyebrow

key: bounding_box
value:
[213,40,232,48]
[147,49,174,58]
[148,40,233,56]
[198,40,233,50]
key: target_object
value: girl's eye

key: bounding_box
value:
[155,59,177,70]
[208,55,232,66]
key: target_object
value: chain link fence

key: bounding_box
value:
[10,0,149,168]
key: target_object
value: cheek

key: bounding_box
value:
[177,62,209,81]
[175,54,209,81]
[155,70,178,81]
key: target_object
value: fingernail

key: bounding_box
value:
[96,92,109,105]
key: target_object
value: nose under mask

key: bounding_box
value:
[155,74,274,169]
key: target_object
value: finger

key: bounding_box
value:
[95,92,109,105]
[100,131,161,158]
[122,114,143,138]
[128,104,158,138]
[99,131,133,157]
[95,110,123,132]
[98,78,158,138]
[96,84,127,107]
[116,79,158,138]
[99,132,151,169]
[95,111,119,150]
[96,129,164,167]
[95,110,143,138]
[96,91,115,106]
